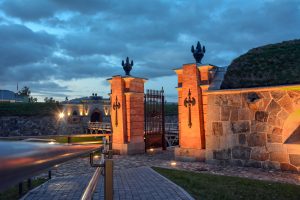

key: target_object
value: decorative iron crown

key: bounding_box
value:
[121,57,134,76]
[191,41,205,63]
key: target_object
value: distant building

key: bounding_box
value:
[0,90,28,103]
[60,94,111,134]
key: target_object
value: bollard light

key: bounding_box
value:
[58,112,64,119]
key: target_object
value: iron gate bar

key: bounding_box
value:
[144,88,166,151]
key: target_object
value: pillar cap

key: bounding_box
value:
[107,75,147,81]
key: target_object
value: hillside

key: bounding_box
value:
[0,103,62,116]
[221,39,300,89]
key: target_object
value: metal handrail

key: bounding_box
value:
[0,141,101,192]
[81,167,102,200]
[0,133,111,141]
[82,143,113,200]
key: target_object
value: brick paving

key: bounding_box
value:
[22,175,92,200]
[93,167,193,200]
[23,147,300,200]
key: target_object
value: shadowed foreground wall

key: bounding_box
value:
[206,85,300,172]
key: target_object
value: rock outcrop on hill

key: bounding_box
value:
[221,39,300,89]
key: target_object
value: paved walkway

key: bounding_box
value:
[23,148,300,200]
[22,174,93,200]
[93,167,193,200]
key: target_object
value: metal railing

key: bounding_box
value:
[88,122,111,131]
[0,136,114,200]
[0,133,111,144]
[0,141,100,191]
[82,138,113,200]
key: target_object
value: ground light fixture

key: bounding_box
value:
[58,112,64,119]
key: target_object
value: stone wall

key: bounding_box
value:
[0,115,91,136]
[206,85,300,172]
[0,116,65,136]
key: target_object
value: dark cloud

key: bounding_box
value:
[0,0,299,99]
[0,24,56,67]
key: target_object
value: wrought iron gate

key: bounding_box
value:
[144,89,166,151]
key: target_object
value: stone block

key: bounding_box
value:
[232,146,251,160]
[175,147,205,161]
[270,152,289,163]
[227,94,241,107]
[213,149,231,160]
[255,111,268,122]
[267,134,282,143]
[221,106,230,121]
[262,161,281,170]
[256,122,269,133]
[230,159,244,167]
[266,100,281,115]
[260,91,271,99]
[238,134,246,145]
[212,122,223,136]
[261,99,272,111]
[250,147,269,161]
[245,160,262,168]
[231,121,250,134]
[278,95,294,113]
[277,110,289,121]
[247,132,266,147]
[287,91,300,99]
[270,91,285,101]
[289,154,300,167]
[280,163,298,172]
[238,109,251,120]
[273,127,282,135]
[215,95,228,106]
[113,142,145,155]
[267,114,276,126]
[230,108,238,121]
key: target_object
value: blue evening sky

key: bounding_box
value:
[0,0,299,102]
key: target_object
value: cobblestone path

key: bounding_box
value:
[23,147,300,200]
[93,167,194,200]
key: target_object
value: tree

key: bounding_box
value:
[44,97,56,103]
[18,86,31,97]
[29,96,37,103]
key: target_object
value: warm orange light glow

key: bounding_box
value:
[58,112,64,119]
[67,112,71,116]
[170,161,177,166]
[149,148,154,152]
[80,111,83,116]
[104,106,109,116]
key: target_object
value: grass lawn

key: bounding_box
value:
[153,167,300,200]
[0,178,47,200]
[52,136,103,144]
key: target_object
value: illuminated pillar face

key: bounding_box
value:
[108,76,146,155]
[174,64,212,161]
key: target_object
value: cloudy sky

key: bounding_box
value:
[0,0,299,102]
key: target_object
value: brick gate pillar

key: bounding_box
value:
[174,63,215,161]
[108,75,146,155]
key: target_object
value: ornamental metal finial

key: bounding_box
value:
[121,57,134,76]
[191,41,205,63]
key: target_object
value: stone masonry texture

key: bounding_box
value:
[206,87,300,172]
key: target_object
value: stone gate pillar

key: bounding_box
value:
[107,75,146,155]
[174,63,215,161]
